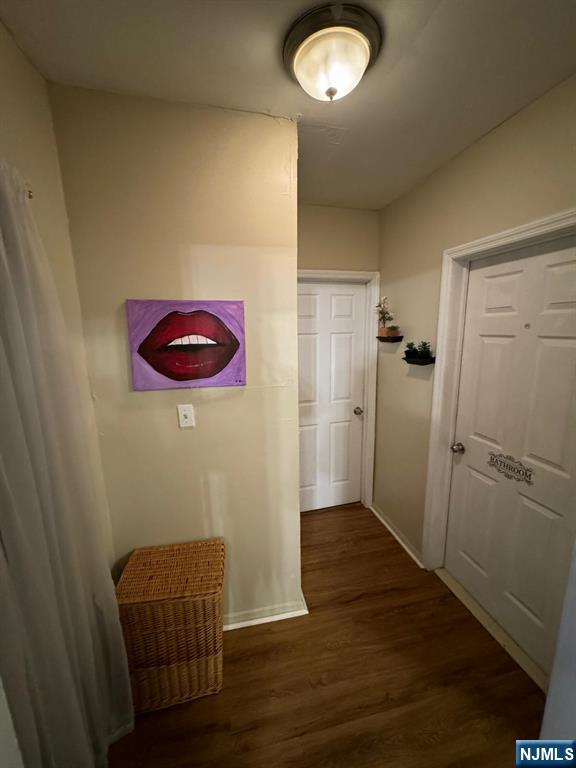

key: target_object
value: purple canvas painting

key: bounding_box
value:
[126,299,246,391]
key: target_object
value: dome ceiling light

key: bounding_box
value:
[283,3,382,102]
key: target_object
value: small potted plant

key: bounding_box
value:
[404,341,418,360]
[376,297,402,338]
[376,296,394,336]
[417,340,432,360]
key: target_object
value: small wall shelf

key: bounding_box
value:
[377,335,403,343]
[403,356,436,366]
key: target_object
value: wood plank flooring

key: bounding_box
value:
[109,505,544,768]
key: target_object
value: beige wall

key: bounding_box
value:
[0,24,111,554]
[298,204,379,271]
[374,74,576,556]
[51,85,303,623]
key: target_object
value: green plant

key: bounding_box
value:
[404,341,418,358]
[375,296,394,326]
[388,324,399,331]
[417,341,432,358]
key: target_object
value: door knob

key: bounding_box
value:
[450,442,466,454]
[354,406,364,416]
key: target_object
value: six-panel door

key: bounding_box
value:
[297,282,366,512]
[445,241,576,672]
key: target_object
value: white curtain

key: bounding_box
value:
[0,162,133,767]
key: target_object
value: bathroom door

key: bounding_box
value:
[445,242,576,672]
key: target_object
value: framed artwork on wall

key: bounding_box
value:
[126,299,246,391]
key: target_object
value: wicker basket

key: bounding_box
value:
[116,538,225,712]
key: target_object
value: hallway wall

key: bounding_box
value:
[51,85,303,624]
[298,204,379,272]
[373,73,576,556]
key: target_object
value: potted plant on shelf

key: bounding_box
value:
[404,341,418,360]
[376,297,402,339]
[403,340,435,365]
[417,341,432,360]
[376,296,394,336]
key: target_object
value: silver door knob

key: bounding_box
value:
[450,442,466,454]
[353,406,364,416]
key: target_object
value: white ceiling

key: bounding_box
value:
[2,0,576,209]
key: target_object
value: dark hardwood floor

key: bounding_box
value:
[109,505,544,767]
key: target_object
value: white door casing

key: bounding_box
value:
[444,242,576,672]
[298,281,366,512]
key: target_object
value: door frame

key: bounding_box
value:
[297,269,380,507]
[422,208,576,570]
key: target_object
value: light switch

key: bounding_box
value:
[177,404,195,428]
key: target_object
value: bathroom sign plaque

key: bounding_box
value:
[488,452,534,484]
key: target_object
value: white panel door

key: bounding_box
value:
[445,241,576,672]
[298,282,366,512]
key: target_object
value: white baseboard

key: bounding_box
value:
[224,595,309,632]
[368,504,425,569]
[436,568,548,692]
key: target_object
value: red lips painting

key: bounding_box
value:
[126,300,246,390]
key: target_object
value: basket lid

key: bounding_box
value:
[116,538,225,604]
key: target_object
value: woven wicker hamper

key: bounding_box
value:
[116,538,225,712]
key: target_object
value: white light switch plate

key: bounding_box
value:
[177,404,195,428]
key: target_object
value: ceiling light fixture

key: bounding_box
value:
[283,3,382,102]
